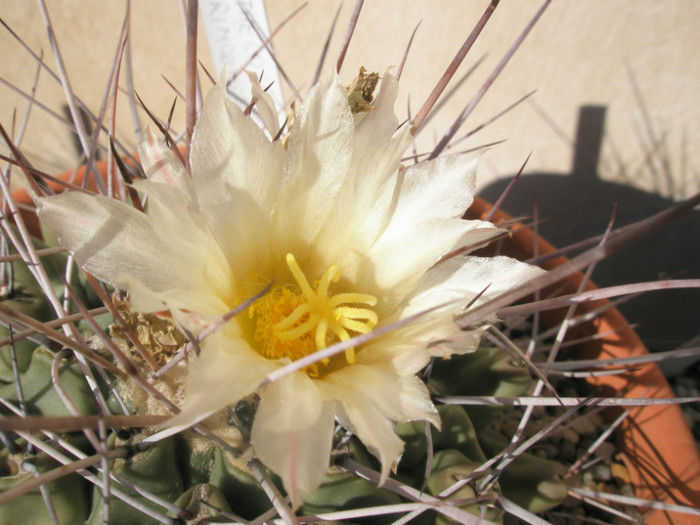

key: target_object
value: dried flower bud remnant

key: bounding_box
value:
[345,66,380,113]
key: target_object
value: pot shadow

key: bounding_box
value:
[479,106,699,359]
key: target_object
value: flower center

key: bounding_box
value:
[248,253,378,376]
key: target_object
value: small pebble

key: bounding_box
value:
[561,427,580,444]
[589,412,604,427]
[559,439,577,461]
[611,462,630,484]
[532,405,546,418]
[593,441,616,461]
[539,444,559,459]
[593,463,612,481]
[570,417,597,435]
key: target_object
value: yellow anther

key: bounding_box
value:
[250,253,378,373]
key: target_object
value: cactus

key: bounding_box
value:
[1,3,698,525]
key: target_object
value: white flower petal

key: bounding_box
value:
[167,330,275,429]
[190,83,284,276]
[395,313,486,358]
[366,153,480,296]
[353,70,400,152]
[311,72,408,275]
[313,128,412,277]
[405,254,545,313]
[255,371,322,432]
[324,364,439,427]
[133,179,233,300]
[37,191,229,316]
[357,337,434,375]
[393,153,479,220]
[252,398,335,509]
[245,70,280,138]
[368,219,477,307]
[272,75,354,266]
[138,128,192,192]
[455,220,507,252]
[394,255,544,356]
[335,393,405,484]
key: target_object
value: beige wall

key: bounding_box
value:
[1,0,698,199]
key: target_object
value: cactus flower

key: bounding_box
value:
[37,71,541,506]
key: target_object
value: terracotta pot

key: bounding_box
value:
[466,196,700,524]
[8,166,699,522]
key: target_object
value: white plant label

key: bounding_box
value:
[201,0,284,112]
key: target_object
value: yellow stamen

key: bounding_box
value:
[249,253,378,375]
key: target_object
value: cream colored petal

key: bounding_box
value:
[390,313,486,359]
[167,330,275,429]
[127,179,233,315]
[365,153,480,297]
[313,128,412,275]
[364,254,541,362]
[254,370,322,432]
[37,192,228,314]
[393,153,479,220]
[390,255,542,357]
[367,218,478,308]
[251,397,335,509]
[356,337,433,375]
[138,128,192,193]
[425,325,486,358]
[271,75,354,266]
[334,393,405,484]
[245,70,280,138]
[324,364,439,428]
[133,179,231,290]
[190,82,284,275]
[455,221,507,253]
[353,70,400,152]
[305,73,406,277]
[404,255,545,314]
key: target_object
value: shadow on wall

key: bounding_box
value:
[479,106,699,354]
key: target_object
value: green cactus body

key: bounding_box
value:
[429,347,533,432]
[171,483,234,523]
[0,259,54,382]
[302,470,402,523]
[0,346,97,417]
[478,428,568,514]
[427,449,504,525]
[398,405,503,523]
[0,453,89,525]
[85,434,183,525]
[206,446,272,519]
